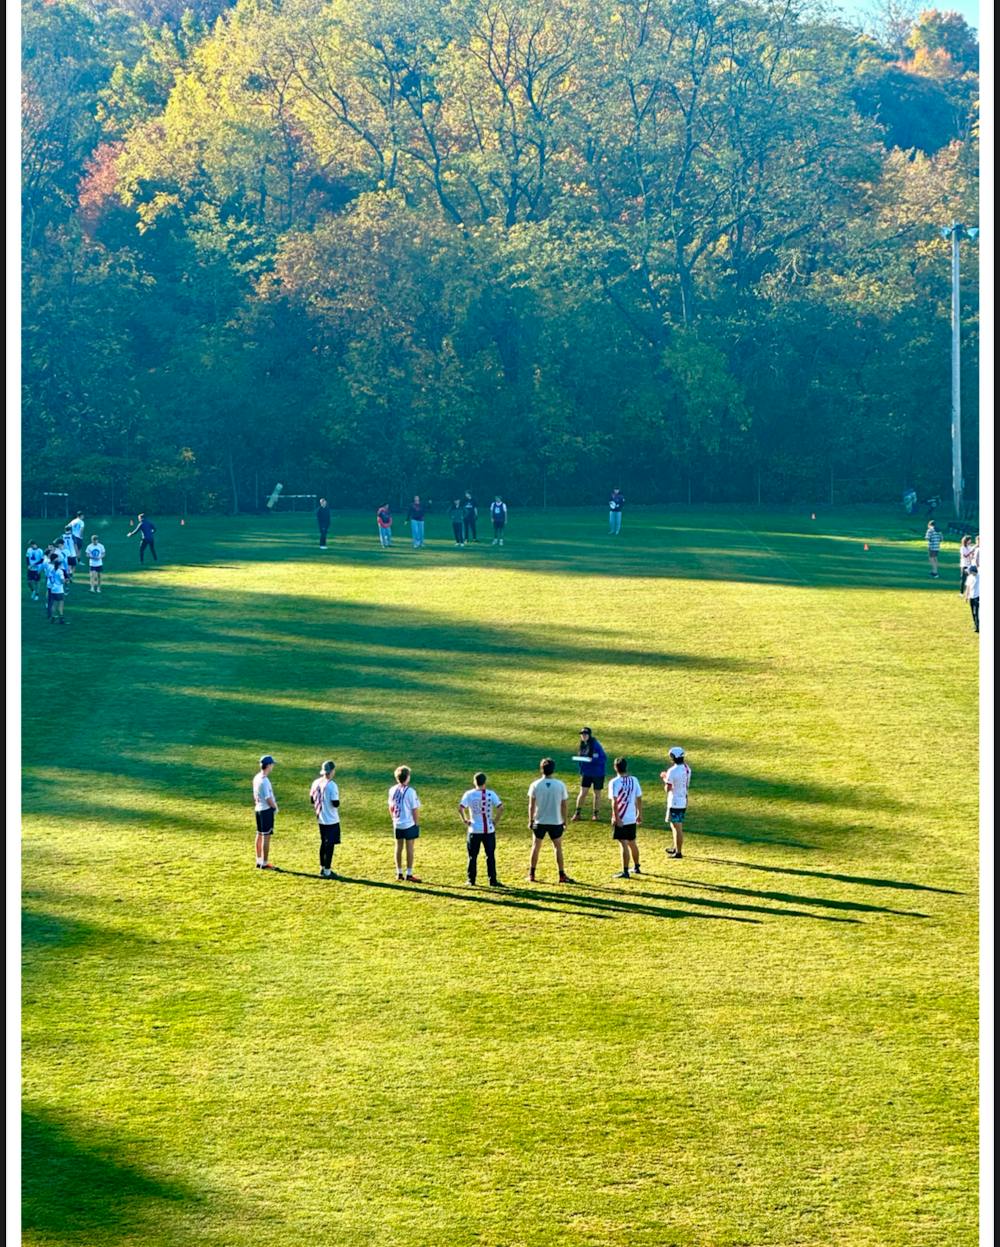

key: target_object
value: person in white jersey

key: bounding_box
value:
[69,512,85,554]
[253,755,279,870]
[661,746,691,859]
[45,551,67,623]
[527,758,571,883]
[388,765,422,882]
[25,542,46,600]
[459,772,504,887]
[310,760,341,878]
[608,757,642,878]
[85,535,106,593]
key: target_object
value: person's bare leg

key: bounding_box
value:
[529,837,542,877]
[620,842,630,872]
[629,840,640,868]
[405,840,416,875]
[554,837,567,877]
[671,822,684,855]
[394,840,404,876]
[260,833,271,864]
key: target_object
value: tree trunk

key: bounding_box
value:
[229,449,240,515]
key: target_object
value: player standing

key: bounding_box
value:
[661,746,691,860]
[85,534,106,593]
[316,498,331,549]
[253,755,279,870]
[25,542,45,600]
[572,726,607,821]
[458,772,504,887]
[490,497,507,545]
[527,758,571,883]
[608,757,642,878]
[925,521,942,578]
[388,766,422,881]
[127,514,158,563]
[61,528,78,586]
[407,496,426,549]
[376,504,393,548]
[69,511,85,555]
[310,761,341,878]
[45,551,67,623]
[609,489,624,535]
[462,492,478,543]
[449,500,466,546]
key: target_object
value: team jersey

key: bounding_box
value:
[609,774,642,825]
[926,528,942,552]
[45,565,66,594]
[388,783,420,829]
[460,788,502,834]
[609,493,624,512]
[253,773,276,812]
[62,534,77,557]
[86,542,106,567]
[70,518,85,540]
[26,547,45,570]
[664,763,691,810]
[310,777,340,824]
[960,545,975,570]
[376,508,392,529]
[490,502,507,523]
[528,777,568,824]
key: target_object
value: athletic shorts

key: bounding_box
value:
[612,823,637,841]
[531,823,564,840]
[580,775,605,791]
[318,823,341,845]
[394,824,420,841]
[89,565,103,572]
[255,809,276,835]
[67,558,77,568]
[667,807,686,823]
[27,570,40,581]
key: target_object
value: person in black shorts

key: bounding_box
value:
[316,498,331,549]
[608,757,642,879]
[527,758,571,883]
[462,492,478,543]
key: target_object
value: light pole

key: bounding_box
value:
[940,222,978,519]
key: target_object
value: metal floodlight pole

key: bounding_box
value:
[940,222,979,520]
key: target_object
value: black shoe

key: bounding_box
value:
[632,865,641,874]
[467,879,477,887]
[489,879,505,888]
[666,848,682,858]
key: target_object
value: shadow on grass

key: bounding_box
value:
[668,876,928,918]
[700,857,964,895]
[22,1107,200,1242]
[579,879,862,923]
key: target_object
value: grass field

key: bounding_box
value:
[21,506,979,1247]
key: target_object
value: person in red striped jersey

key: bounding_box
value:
[458,773,504,887]
[608,757,642,878]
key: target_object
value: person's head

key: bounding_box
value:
[614,757,628,774]
[63,526,72,536]
[75,512,83,520]
[962,535,972,547]
[321,760,336,776]
[319,498,327,507]
[928,521,936,530]
[453,499,461,508]
[413,495,420,503]
[474,771,487,788]
[395,765,411,783]
[28,541,38,549]
[540,758,555,776]
[259,754,275,773]
[48,551,60,565]
[464,491,471,499]
[580,727,593,743]
[494,495,502,503]
[668,746,685,762]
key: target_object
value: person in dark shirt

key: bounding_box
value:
[462,492,478,543]
[316,498,331,549]
[406,496,426,549]
[127,514,158,563]
[571,726,608,822]
[449,500,466,546]
[609,489,624,535]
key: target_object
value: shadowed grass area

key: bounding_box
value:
[22,507,977,1247]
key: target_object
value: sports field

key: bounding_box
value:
[21,507,979,1247]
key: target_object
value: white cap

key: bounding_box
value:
[668,746,685,760]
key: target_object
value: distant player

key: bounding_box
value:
[25,542,45,600]
[85,535,106,593]
[310,760,341,878]
[963,563,980,633]
[459,772,504,887]
[572,726,607,821]
[609,489,624,535]
[407,496,426,549]
[253,755,279,870]
[127,514,158,563]
[462,492,478,543]
[61,528,78,584]
[661,746,691,859]
[45,551,67,623]
[527,758,571,883]
[316,498,331,549]
[608,757,642,878]
[925,521,942,578]
[388,766,421,881]
[449,500,466,546]
[376,504,393,548]
[69,511,85,554]
[490,497,507,545]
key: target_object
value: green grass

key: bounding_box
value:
[21,506,978,1247]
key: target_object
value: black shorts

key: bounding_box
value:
[27,569,40,582]
[667,807,686,823]
[612,823,637,841]
[67,558,77,568]
[394,824,420,841]
[318,823,341,844]
[532,823,564,840]
[255,809,276,835]
[89,565,103,573]
[580,775,605,791]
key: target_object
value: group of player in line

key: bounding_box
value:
[926,524,982,633]
[24,513,159,624]
[315,490,627,550]
[251,728,691,885]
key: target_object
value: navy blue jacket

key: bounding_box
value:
[578,738,607,779]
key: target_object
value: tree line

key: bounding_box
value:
[21,0,980,514]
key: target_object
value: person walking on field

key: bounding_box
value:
[310,760,341,878]
[449,500,466,546]
[45,551,67,623]
[253,755,279,869]
[388,766,422,882]
[572,726,607,822]
[25,542,45,600]
[527,758,571,883]
[407,496,426,549]
[963,564,980,633]
[316,498,331,549]
[459,772,504,887]
[661,746,691,860]
[85,535,106,593]
[490,497,507,545]
[959,535,975,593]
[376,504,393,548]
[462,492,478,543]
[127,514,158,563]
[608,757,642,878]
[609,489,624,535]
[925,521,942,578]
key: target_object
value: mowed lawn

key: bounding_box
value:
[21,507,978,1247]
